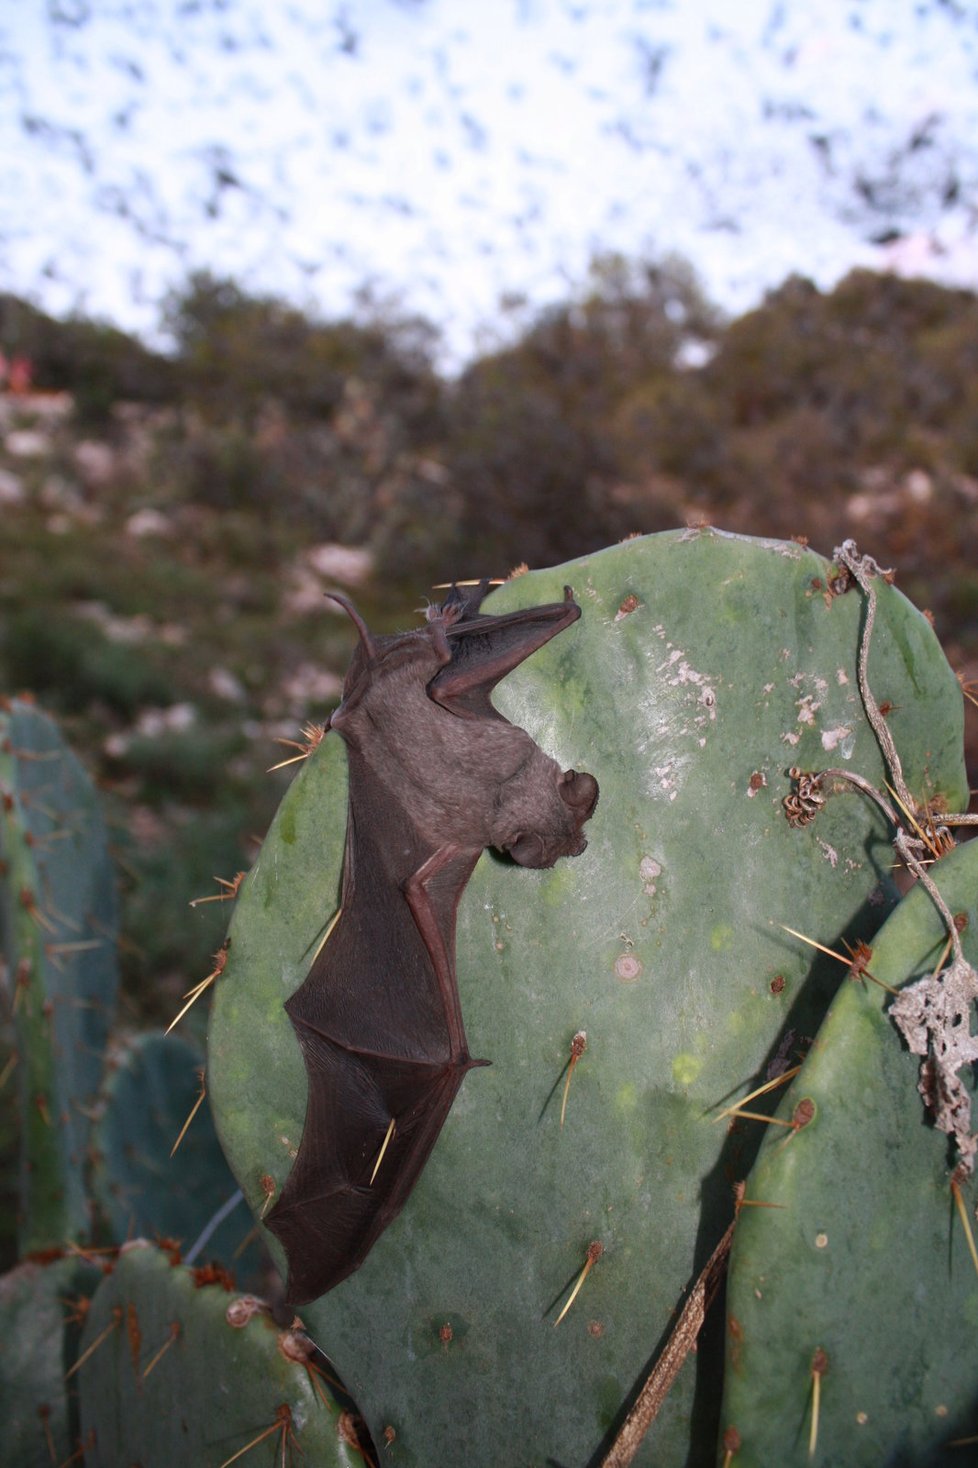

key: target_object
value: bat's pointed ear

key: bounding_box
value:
[325,590,376,661]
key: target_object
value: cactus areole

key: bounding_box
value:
[265,581,599,1302]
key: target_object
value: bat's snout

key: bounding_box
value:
[505,767,599,868]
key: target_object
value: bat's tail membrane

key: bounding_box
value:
[266,1024,479,1304]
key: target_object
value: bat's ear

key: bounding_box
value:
[325,591,376,661]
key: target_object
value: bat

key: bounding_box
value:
[266,580,599,1303]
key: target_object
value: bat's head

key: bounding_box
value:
[506,766,599,868]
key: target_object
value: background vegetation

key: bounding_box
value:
[1,259,976,1273]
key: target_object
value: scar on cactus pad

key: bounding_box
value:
[262,580,598,1302]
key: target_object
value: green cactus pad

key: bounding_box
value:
[0,1253,101,1468]
[91,1031,262,1274]
[76,1241,367,1466]
[208,529,967,1465]
[0,699,119,1251]
[721,835,978,1466]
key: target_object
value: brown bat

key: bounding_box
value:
[266,581,598,1303]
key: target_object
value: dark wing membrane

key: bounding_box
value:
[266,1034,473,1302]
[267,748,480,1301]
[429,589,580,718]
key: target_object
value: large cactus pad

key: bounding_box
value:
[208,529,967,1465]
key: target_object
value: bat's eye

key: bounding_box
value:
[559,769,599,818]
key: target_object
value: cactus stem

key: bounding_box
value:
[219,1403,297,1468]
[142,1321,181,1379]
[190,871,247,907]
[166,943,230,1034]
[560,1031,587,1128]
[951,1179,978,1281]
[64,1308,121,1379]
[369,1118,397,1184]
[171,1069,207,1157]
[808,1348,829,1459]
[714,1065,801,1123]
[553,1241,604,1327]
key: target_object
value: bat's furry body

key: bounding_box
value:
[266,582,598,1303]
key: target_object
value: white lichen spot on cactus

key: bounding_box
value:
[796,693,820,726]
[820,724,853,753]
[672,1053,702,1087]
[814,1232,828,1249]
[836,667,850,685]
[816,839,839,868]
[657,648,718,716]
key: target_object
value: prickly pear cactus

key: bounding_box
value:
[207,529,968,1466]
[0,698,119,1251]
[90,1031,260,1272]
[0,1253,101,1468]
[76,1241,365,1466]
[721,834,978,1466]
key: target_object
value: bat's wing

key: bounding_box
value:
[429,585,580,718]
[266,753,482,1303]
[266,1031,476,1302]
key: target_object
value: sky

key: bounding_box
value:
[1,0,977,364]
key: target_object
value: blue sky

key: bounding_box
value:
[2,1,976,363]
